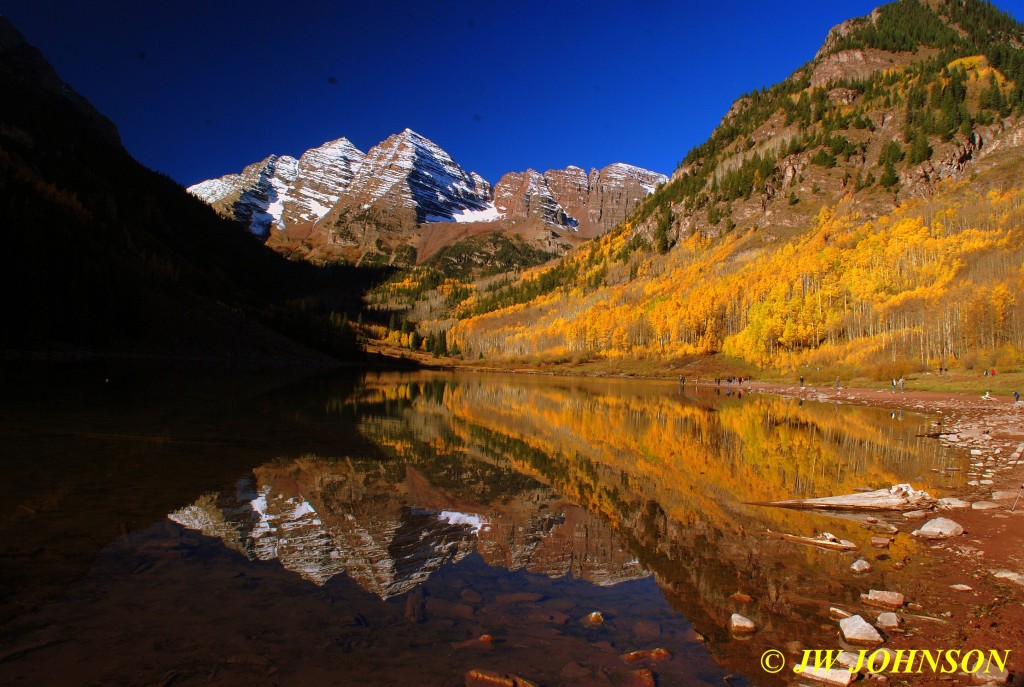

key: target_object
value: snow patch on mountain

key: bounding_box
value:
[452,203,503,223]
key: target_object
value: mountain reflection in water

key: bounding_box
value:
[0,369,966,687]
[170,458,647,597]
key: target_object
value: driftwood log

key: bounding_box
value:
[751,487,935,512]
[764,531,859,551]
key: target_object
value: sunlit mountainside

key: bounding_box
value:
[378,0,1024,376]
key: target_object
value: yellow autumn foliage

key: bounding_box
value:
[454,182,1024,370]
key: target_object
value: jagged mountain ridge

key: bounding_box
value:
[190,137,367,235]
[189,128,666,266]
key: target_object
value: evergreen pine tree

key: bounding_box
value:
[880,162,900,189]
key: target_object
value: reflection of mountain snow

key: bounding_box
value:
[169,465,649,598]
[170,480,483,597]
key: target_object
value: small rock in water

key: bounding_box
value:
[464,669,537,687]
[684,629,706,643]
[829,607,852,619]
[903,510,930,520]
[610,668,655,687]
[937,498,971,510]
[949,584,973,591]
[866,517,878,524]
[632,619,662,642]
[730,591,752,604]
[461,589,483,604]
[581,611,605,627]
[861,590,905,610]
[912,517,964,539]
[850,559,873,574]
[839,615,885,646]
[495,592,542,604]
[875,612,902,630]
[972,501,1000,510]
[729,613,756,635]
[621,648,670,664]
[785,640,805,655]
[906,602,924,612]
[870,537,891,549]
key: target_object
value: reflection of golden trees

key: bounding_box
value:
[356,375,959,561]
[453,186,1024,369]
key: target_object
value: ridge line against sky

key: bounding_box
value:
[6,0,1024,187]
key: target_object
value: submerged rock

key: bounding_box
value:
[464,669,538,687]
[850,559,873,574]
[972,501,1000,510]
[937,497,970,510]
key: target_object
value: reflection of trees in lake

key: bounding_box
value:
[350,373,962,680]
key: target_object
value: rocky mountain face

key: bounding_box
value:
[189,137,366,236]
[339,128,494,224]
[189,129,665,266]
[621,0,1024,251]
[492,163,667,239]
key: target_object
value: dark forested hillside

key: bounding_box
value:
[0,17,382,360]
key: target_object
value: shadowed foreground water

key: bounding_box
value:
[0,366,967,686]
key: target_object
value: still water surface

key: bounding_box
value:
[0,367,966,686]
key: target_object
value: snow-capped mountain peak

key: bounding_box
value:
[342,128,491,223]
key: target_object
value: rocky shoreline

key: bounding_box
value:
[748,382,1024,686]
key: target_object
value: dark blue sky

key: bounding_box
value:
[6,1,1024,186]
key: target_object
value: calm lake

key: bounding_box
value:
[0,365,967,686]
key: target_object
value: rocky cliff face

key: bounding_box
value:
[493,163,667,238]
[582,163,667,238]
[188,138,365,237]
[189,129,664,263]
[492,169,573,227]
[337,128,494,224]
